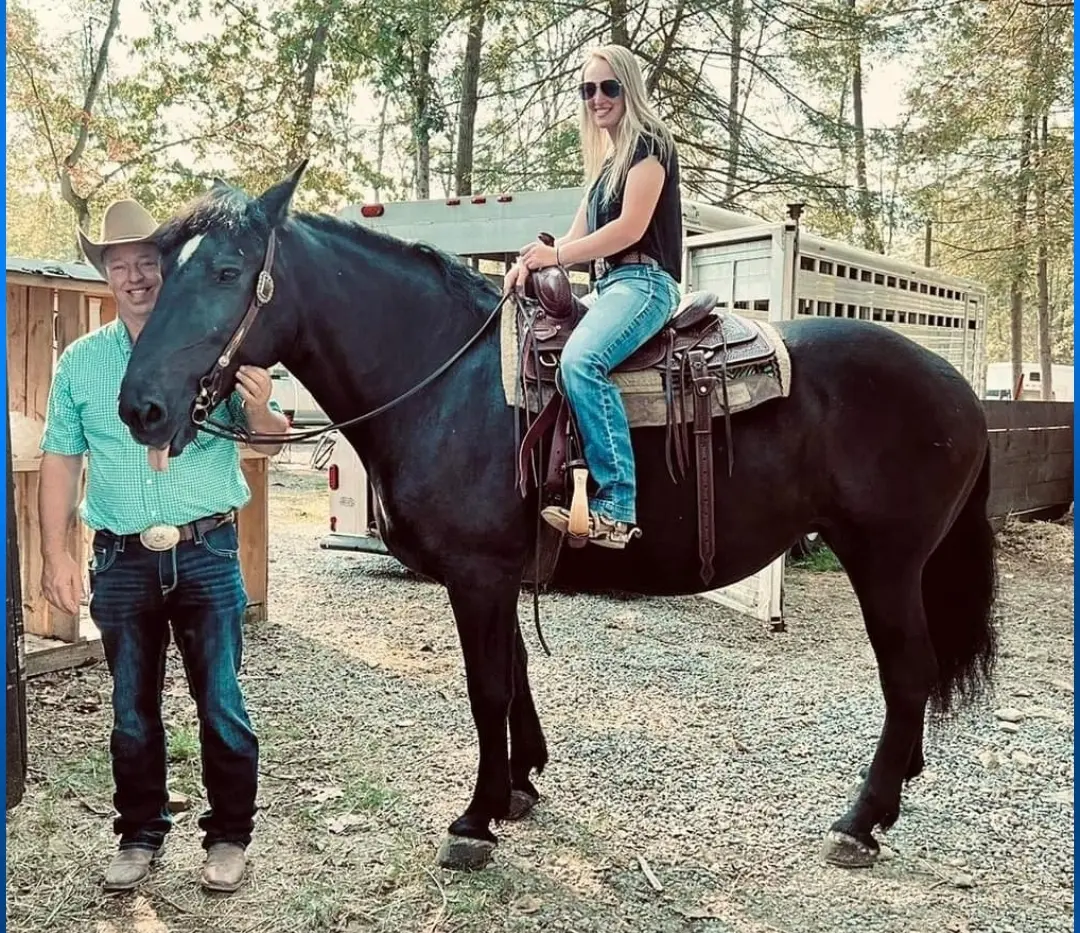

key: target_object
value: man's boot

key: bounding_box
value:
[103,845,161,892]
[201,842,247,893]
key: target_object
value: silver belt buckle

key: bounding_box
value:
[139,524,181,551]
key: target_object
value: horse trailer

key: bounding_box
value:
[318,188,990,627]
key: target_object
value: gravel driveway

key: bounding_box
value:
[6,460,1073,933]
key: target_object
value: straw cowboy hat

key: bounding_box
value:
[78,198,161,279]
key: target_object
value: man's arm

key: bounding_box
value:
[39,453,87,615]
[38,350,90,615]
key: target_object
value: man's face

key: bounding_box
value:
[104,242,162,320]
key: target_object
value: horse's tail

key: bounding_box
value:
[923,442,999,718]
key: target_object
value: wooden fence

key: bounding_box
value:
[984,400,1073,523]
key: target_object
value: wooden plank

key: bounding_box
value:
[990,446,1072,479]
[14,472,48,638]
[238,456,269,614]
[25,636,104,678]
[26,286,55,424]
[5,271,112,298]
[989,477,1073,518]
[55,290,88,357]
[7,284,29,415]
[983,399,1073,431]
[99,295,118,325]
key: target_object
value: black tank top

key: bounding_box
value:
[586,132,683,282]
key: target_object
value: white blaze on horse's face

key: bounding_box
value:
[176,233,206,270]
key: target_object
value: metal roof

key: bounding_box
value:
[7,257,104,282]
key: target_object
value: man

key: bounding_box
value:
[38,198,289,894]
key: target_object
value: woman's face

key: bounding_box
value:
[581,56,625,133]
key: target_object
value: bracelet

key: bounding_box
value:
[556,245,562,266]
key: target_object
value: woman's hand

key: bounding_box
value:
[503,261,530,295]
[518,241,559,271]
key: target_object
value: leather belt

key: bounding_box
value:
[595,251,659,280]
[103,511,236,552]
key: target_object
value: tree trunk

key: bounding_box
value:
[61,0,120,241]
[287,15,332,169]
[1035,111,1052,400]
[723,0,744,208]
[849,0,880,253]
[374,94,389,201]
[413,37,433,199]
[610,0,629,46]
[1009,43,1039,395]
[454,0,485,196]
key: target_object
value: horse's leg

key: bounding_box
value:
[506,627,547,820]
[437,573,518,871]
[823,553,937,868]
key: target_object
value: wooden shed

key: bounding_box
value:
[6,258,271,676]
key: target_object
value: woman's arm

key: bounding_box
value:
[555,194,590,248]
[521,157,666,271]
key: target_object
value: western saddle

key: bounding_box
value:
[513,248,781,586]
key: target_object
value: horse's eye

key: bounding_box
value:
[216,267,240,284]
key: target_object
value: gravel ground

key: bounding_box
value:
[6,457,1073,933]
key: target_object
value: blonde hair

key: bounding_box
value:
[579,45,674,206]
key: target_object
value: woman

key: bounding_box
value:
[505,44,682,549]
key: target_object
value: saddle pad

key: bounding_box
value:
[499,302,792,429]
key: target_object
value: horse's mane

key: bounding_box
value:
[154,188,253,256]
[289,211,501,314]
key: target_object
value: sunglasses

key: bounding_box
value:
[579,79,622,100]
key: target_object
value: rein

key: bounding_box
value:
[190,229,510,445]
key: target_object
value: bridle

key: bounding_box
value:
[189,226,510,446]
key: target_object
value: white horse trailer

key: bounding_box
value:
[318,191,990,627]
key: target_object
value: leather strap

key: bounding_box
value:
[689,350,716,586]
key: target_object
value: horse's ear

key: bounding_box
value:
[210,176,231,193]
[258,158,309,225]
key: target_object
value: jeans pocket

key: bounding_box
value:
[200,522,240,560]
[91,539,120,575]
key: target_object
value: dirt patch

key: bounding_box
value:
[6,463,1073,933]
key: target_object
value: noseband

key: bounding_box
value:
[191,229,278,427]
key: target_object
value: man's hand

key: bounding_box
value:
[42,551,85,615]
[235,365,274,410]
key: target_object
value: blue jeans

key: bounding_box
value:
[560,263,680,524]
[88,520,258,852]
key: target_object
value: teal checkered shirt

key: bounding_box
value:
[40,318,280,535]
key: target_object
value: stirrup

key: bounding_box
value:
[541,506,642,550]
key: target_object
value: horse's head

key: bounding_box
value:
[118,160,308,458]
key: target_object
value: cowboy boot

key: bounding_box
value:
[201,842,247,893]
[102,845,161,892]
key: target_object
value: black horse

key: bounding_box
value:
[118,162,998,871]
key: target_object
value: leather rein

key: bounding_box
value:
[190,227,510,445]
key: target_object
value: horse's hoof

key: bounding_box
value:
[505,790,539,821]
[436,834,496,871]
[822,830,879,868]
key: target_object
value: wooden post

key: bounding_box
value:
[7,410,29,808]
[238,452,269,623]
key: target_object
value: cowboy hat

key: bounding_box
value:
[78,198,161,279]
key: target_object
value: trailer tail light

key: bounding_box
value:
[497,194,512,202]
[446,197,461,205]
[328,464,339,490]
[471,195,486,204]
[330,515,337,531]
[360,204,384,218]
